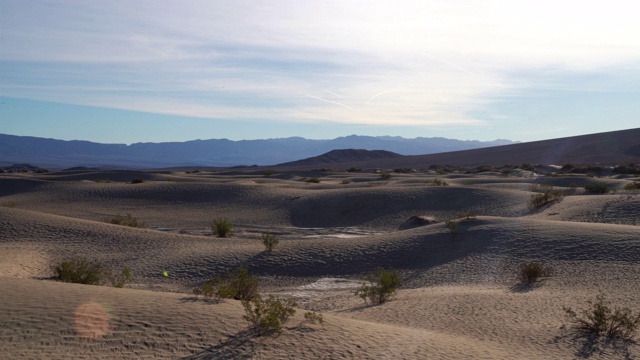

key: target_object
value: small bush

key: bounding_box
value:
[624,181,640,192]
[518,261,551,284]
[212,218,232,237]
[457,211,475,220]
[584,182,609,194]
[52,257,131,287]
[93,179,112,183]
[193,281,219,300]
[305,177,320,183]
[131,178,144,184]
[355,267,401,306]
[563,293,640,341]
[380,172,392,180]
[427,178,448,186]
[302,311,324,326]
[262,233,279,252]
[217,266,259,301]
[108,266,132,288]
[109,213,142,227]
[341,179,351,184]
[445,220,459,238]
[242,295,297,336]
[528,184,566,208]
[263,170,273,177]
[52,257,103,285]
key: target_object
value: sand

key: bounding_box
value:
[1,169,640,359]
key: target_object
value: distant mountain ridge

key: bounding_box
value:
[278,149,402,167]
[0,134,514,169]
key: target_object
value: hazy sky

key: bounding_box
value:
[1,0,639,144]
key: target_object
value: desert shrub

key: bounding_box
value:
[242,295,297,335]
[217,265,259,301]
[262,233,279,252]
[584,182,609,194]
[347,167,362,172]
[355,267,401,306]
[131,178,144,184]
[263,170,273,177]
[108,266,132,288]
[563,293,640,341]
[445,220,459,238]
[457,211,475,220]
[427,178,448,186]
[518,261,551,284]
[52,257,103,285]
[52,257,131,287]
[194,265,259,301]
[302,311,324,326]
[380,172,392,180]
[624,181,640,192]
[527,184,566,208]
[93,179,111,183]
[109,213,142,227]
[212,217,232,237]
[193,281,219,300]
[305,177,320,183]
[341,179,351,184]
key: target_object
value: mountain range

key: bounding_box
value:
[0,134,513,169]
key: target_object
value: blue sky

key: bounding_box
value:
[1,1,639,144]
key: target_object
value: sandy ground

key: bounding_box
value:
[1,169,640,359]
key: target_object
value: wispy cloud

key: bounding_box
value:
[1,0,639,137]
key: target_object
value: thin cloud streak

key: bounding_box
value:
[1,0,639,138]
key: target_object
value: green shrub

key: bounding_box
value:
[108,266,132,288]
[457,211,475,220]
[355,267,401,306]
[518,261,551,284]
[445,220,459,238]
[242,295,297,335]
[109,213,142,227]
[427,178,448,186]
[262,233,279,252]
[212,218,232,237]
[302,311,324,326]
[52,257,103,285]
[584,182,609,194]
[131,178,144,184]
[563,293,640,340]
[217,265,259,301]
[192,281,219,300]
[194,266,259,301]
[527,184,566,208]
[52,257,131,287]
[624,181,640,192]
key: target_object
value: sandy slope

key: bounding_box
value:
[1,170,639,358]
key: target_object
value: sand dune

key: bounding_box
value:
[1,169,639,358]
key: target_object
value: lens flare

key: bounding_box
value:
[72,302,110,339]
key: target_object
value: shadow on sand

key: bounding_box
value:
[552,330,638,359]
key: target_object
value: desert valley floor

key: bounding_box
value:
[1,168,639,359]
